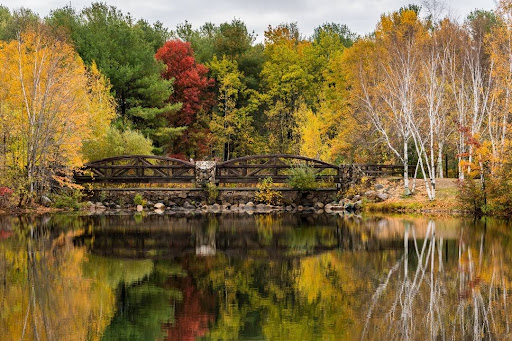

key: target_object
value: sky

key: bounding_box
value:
[3,0,497,40]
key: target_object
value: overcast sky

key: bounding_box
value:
[4,0,497,41]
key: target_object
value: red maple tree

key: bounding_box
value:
[155,40,215,158]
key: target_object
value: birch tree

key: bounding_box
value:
[347,9,425,195]
[0,27,115,200]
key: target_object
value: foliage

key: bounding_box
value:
[205,183,219,204]
[133,193,146,207]
[47,3,181,154]
[0,186,13,208]
[0,27,114,201]
[254,177,282,205]
[286,165,318,190]
[51,189,84,211]
[155,39,215,157]
[82,126,154,161]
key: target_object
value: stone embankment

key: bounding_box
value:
[86,184,393,215]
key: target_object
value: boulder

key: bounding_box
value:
[364,190,376,197]
[183,201,195,209]
[374,184,384,190]
[344,202,355,211]
[354,200,363,210]
[136,205,143,212]
[256,203,266,210]
[376,193,389,202]
[40,196,52,206]
[314,202,324,209]
[154,203,165,210]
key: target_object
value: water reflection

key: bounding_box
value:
[0,214,511,340]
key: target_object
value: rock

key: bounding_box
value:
[115,205,121,209]
[256,203,266,211]
[364,190,377,198]
[344,202,355,211]
[246,202,255,207]
[376,193,389,202]
[374,184,384,190]
[154,203,165,210]
[136,205,143,212]
[314,202,324,209]
[239,203,246,210]
[354,200,363,210]
[324,204,333,212]
[178,192,187,199]
[211,203,221,211]
[297,205,304,212]
[168,201,177,206]
[40,195,52,206]
[285,205,293,211]
[183,201,195,209]
[95,202,103,207]
[353,195,361,201]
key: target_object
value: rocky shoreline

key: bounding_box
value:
[84,183,394,215]
[86,200,364,215]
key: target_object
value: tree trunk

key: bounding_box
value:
[404,139,410,195]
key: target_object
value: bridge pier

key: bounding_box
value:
[195,161,216,187]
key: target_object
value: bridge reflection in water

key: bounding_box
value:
[74,214,460,261]
[1,214,512,340]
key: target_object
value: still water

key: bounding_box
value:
[0,213,511,340]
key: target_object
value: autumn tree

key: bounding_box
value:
[47,3,180,154]
[155,40,215,158]
[0,27,115,201]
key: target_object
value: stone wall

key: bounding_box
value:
[90,188,338,208]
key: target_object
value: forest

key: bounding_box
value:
[0,1,511,213]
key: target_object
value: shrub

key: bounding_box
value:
[255,177,282,205]
[205,183,219,204]
[82,126,154,161]
[133,193,146,207]
[287,165,318,190]
[456,178,486,215]
[0,187,14,208]
[51,190,84,211]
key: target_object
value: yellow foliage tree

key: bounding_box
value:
[0,28,115,199]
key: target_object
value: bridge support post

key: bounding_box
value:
[195,161,216,187]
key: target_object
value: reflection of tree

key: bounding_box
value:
[100,260,184,341]
[163,276,215,341]
[0,223,115,340]
[362,220,512,340]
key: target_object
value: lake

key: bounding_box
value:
[0,213,511,340]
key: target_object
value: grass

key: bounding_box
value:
[365,178,463,214]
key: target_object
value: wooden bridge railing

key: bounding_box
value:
[216,154,345,184]
[74,155,195,184]
[74,154,410,185]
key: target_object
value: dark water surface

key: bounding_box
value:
[1,213,512,340]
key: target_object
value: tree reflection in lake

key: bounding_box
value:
[362,219,512,340]
[0,214,512,340]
